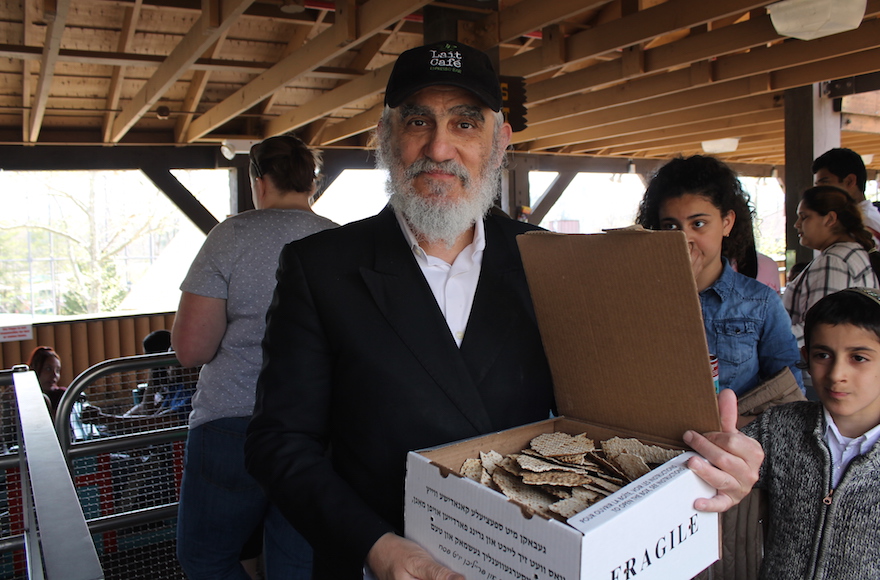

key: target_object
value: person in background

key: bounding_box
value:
[784,185,880,349]
[127,329,191,417]
[79,329,196,432]
[1,346,64,448]
[27,346,65,415]
[755,251,781,293]
[173,133,337,580]
[636,155,803,396]
[786,261,809,289]
[245,42,764,580]
[813,147,880,244]
[742,287,880,579]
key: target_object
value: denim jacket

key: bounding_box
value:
[700,260,804,396]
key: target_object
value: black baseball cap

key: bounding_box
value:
[384,40,503,112]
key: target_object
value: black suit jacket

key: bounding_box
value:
[246,206,554,578]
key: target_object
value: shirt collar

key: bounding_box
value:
[702,258,735,301]
[823,406,880,453]
[393,208,486,263]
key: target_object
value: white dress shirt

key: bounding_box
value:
[395,211,485,347]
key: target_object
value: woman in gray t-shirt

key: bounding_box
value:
[173,134,336,580]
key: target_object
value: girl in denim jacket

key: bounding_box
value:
[637,155,803,396]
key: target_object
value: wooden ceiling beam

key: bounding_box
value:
[108,0,255,143]
[528,93,780,150]
[264,61,393,137]
[28,0,72,143]
[500,0,772,78]
[319,101,383,145]
[516,77,781,146]
[589,117,784,156]
[713,15,880,82]
[21,0,39,142]
[842,113,880,134]
[526,13,781,104]
[174,31,228,143]
[0,43,366,77]
[103,1,143,144]
[526,17,880,130]
[261,11,327,116]
[184,0,431,143]
[578,110,784,154]
[266,26,395,133]
[499,0,606,43]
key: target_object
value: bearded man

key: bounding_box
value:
[246,41,762,580]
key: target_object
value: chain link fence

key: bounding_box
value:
[1,354,197,579]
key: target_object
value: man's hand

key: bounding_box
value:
[683,388,763,512]
[367,533,464,580]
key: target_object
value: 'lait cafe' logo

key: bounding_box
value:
[429,47,463,72]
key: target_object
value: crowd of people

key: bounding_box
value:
[9,39,879,580]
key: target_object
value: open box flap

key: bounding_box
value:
[517,229,721,443]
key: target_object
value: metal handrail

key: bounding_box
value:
[55,352,183,450]
[54,351,190,532]
[3,353,193,579]
[11,368,104,580]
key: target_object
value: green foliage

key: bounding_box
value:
[58,260,127,315]
[0,170,184,317]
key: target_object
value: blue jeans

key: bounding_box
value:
[176,417,312,579]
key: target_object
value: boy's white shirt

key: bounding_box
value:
[823,407,880,488]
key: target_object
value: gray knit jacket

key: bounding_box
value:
[741,401,880,579]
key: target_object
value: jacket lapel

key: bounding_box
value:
[360,207,494,434]
[459,217,527,387]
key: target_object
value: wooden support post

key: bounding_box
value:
[783,83,840,270]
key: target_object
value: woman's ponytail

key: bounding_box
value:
[801,185,880,279]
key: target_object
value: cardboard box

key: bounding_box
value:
[405,229,723,580]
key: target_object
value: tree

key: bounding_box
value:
[0,171,181,316]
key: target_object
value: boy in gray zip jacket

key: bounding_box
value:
[742,287,880,579]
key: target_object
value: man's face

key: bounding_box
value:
[394,86,508,201]
[378,85,512,245]
[814,167,858,198]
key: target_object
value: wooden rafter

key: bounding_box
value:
[103,1,143,144]
[173,31,228,143]
[517,21,880,146]
[184,0,432,143]
[499,0,773,78]
[108,0,255,143]
[28,0,71,143]
[260,12,327,117]
[264,60,393,137]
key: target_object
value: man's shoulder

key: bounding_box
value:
[293,210,389,242]
[485,211,546,237]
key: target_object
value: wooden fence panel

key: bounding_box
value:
[1,313,176,387]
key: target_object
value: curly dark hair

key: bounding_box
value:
[636,155,756,273]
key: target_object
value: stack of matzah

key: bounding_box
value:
[460,432,683,521]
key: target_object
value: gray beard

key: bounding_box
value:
[384,156,501,248]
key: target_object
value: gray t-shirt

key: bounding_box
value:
[180,208,337,429]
